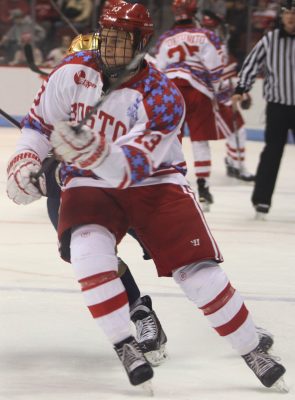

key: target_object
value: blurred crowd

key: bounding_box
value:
[0,0,281,69]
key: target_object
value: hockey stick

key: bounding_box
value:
[75,52,149,131]
[0,108,21,129]
[30,0,159,182]
[24,1,78,76]
[49,0,79,36]
[227,74,244,175]
[24,44,49,76]
[24,1,107,77]
[231,107,243,173]
[31,43,154,183]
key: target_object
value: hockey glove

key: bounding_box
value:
[7,150,46,205]
[50,121,109,169]
[240,93,252,110]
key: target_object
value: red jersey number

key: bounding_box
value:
[168,44,199,62]
[135,134,161,152]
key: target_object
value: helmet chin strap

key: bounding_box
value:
[101,57,142,79]
[102,63,128,79]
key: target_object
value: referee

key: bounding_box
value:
[232,0,295,218]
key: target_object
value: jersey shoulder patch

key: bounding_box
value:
[53,50,99,73]
[131,64,184,134]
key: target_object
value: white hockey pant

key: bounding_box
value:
[70,224,132,344]
[173,261,259,355]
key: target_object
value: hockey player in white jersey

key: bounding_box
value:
[45,30,168,368]
[6,0,286,391]
[199,9,255,182]
[154,1,254,212]
[154,0,224,211]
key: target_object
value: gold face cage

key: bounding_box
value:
[67,33,100,54]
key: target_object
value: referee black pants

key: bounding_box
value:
[252,102,295,208]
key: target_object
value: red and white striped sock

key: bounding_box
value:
[173,263,259,355]
[191,140,211,179]
[71,224,132,344]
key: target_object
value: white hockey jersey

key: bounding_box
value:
[16,51,188,190]
[155,24,224,99]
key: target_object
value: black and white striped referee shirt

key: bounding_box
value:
[235,28,295,105]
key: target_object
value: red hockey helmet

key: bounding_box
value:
[200,10,229,41]
[99,1,154,45]
[102,0,124,13]
[201,10,223,29]
[172,0,198,21]
[98,1,154,77]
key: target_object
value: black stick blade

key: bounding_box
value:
[0,108,21,128]
[24,44,49,76]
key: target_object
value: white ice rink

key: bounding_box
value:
[0,129,294,400]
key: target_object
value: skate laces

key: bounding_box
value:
[120,343,145,371]
[136,315,158,342]
[244,348,280,377]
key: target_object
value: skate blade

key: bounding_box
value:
[141,380,154,396]
[200,202,210,213]
[272,377,289,393]
[144,345,168,367]
[238,176,255,182]
[255,212,266,221]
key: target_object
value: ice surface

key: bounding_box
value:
[0,129,294,399]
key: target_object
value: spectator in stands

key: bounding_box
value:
[0,0,30,25]
[252,0,278,44]
[35,0,61,55]
[0,9,46,63]
[226,0,248,70]
[60,0,93,30]
[198,0,227,18]
[9,32,43,66]
[44,34,72,67]
[35,0,60,22]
